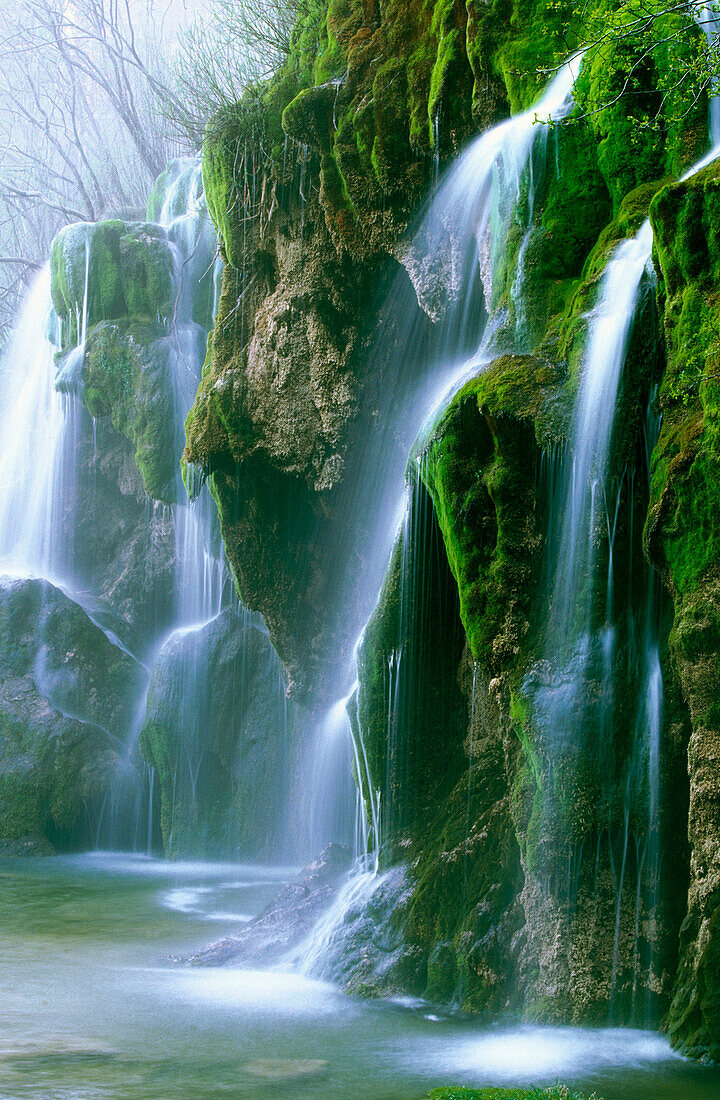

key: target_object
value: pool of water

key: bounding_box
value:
[1,853,719,1099]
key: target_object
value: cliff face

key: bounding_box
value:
[183,0,561,697]
[186,0,719,1055]
[648,166,720,1060]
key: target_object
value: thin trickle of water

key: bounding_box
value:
[291,865,388,978]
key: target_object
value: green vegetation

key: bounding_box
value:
[419,355,558,666]
[182,0,720,1052]
[427,1088,602,1100]
[83,319,179,502]
[50,220,173,347]
[647,160,720,595]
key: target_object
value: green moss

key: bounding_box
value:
[203,95,269,269]
[551,178,663,391]
[82,319,179,502]
[419,355,560,666]
[283,83,337,152]
[574,9,707,212]
[119,227,173,320]
[508,121,612,346]
[146,167,171,223]
[496,0,576,113]
[50,220,173,348]
[647,161,720,595]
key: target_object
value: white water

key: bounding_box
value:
[291,865,388,977]
[5,852,717,1098]
[297,61,581,940]
[699,3,720,146]
[0,268,69,581]
[157,159,227,632]
[407,58,578,321]
[548,219,655,646]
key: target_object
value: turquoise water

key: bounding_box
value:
[1,854,719,1099]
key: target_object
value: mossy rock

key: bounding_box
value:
[139,607,293,859]
[82,318,185,503]
[647,160,720,595]
[648,160,720,1059]
[419,354,561,666]
[573,10,707,212]
[0,577,146,849]
[283,82,339,152]
[50,219,173,348]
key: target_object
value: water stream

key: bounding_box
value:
[299,58,581,866]
[1,853,719,1099]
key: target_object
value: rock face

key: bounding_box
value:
[647,165,720,1060]
[184,0,720,1057]
[187,844,353,966]
[185,0,491,697]
[58,410,177,660]
[0,577,146,849]
[139,607,296,860]
[185,0,706,701]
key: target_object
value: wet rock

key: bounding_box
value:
[186,844,352,967]
[0,576,147,849]
[140,607,298,860]
[243,1058,328,1082]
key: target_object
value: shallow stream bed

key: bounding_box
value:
[2,854,719,1099]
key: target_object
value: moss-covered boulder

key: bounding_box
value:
[58,408,176,661]
[0,576,147,849]
[82,320,182,503]
[420,355,559,665]
[139,607,295,860]
[51,220,173,347]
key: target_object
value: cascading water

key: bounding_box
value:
[0,268,69,581]
[296,60,581,958]
[524,56,720,1017]
[0,157,235,850]
[547,219,655,648]
[298,19,720,992]
[699,3,720,146]
[157,158,227,631]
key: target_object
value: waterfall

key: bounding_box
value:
[300,28,720,985]
[547,219,654,654]
[157,158,227,631]
[297,60,581,918]
[527,87,720,1017]
[0,267,70,582]
[0,156,232,851]
[699,3,720,146]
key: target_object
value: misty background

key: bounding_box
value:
[0,0,302,342]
